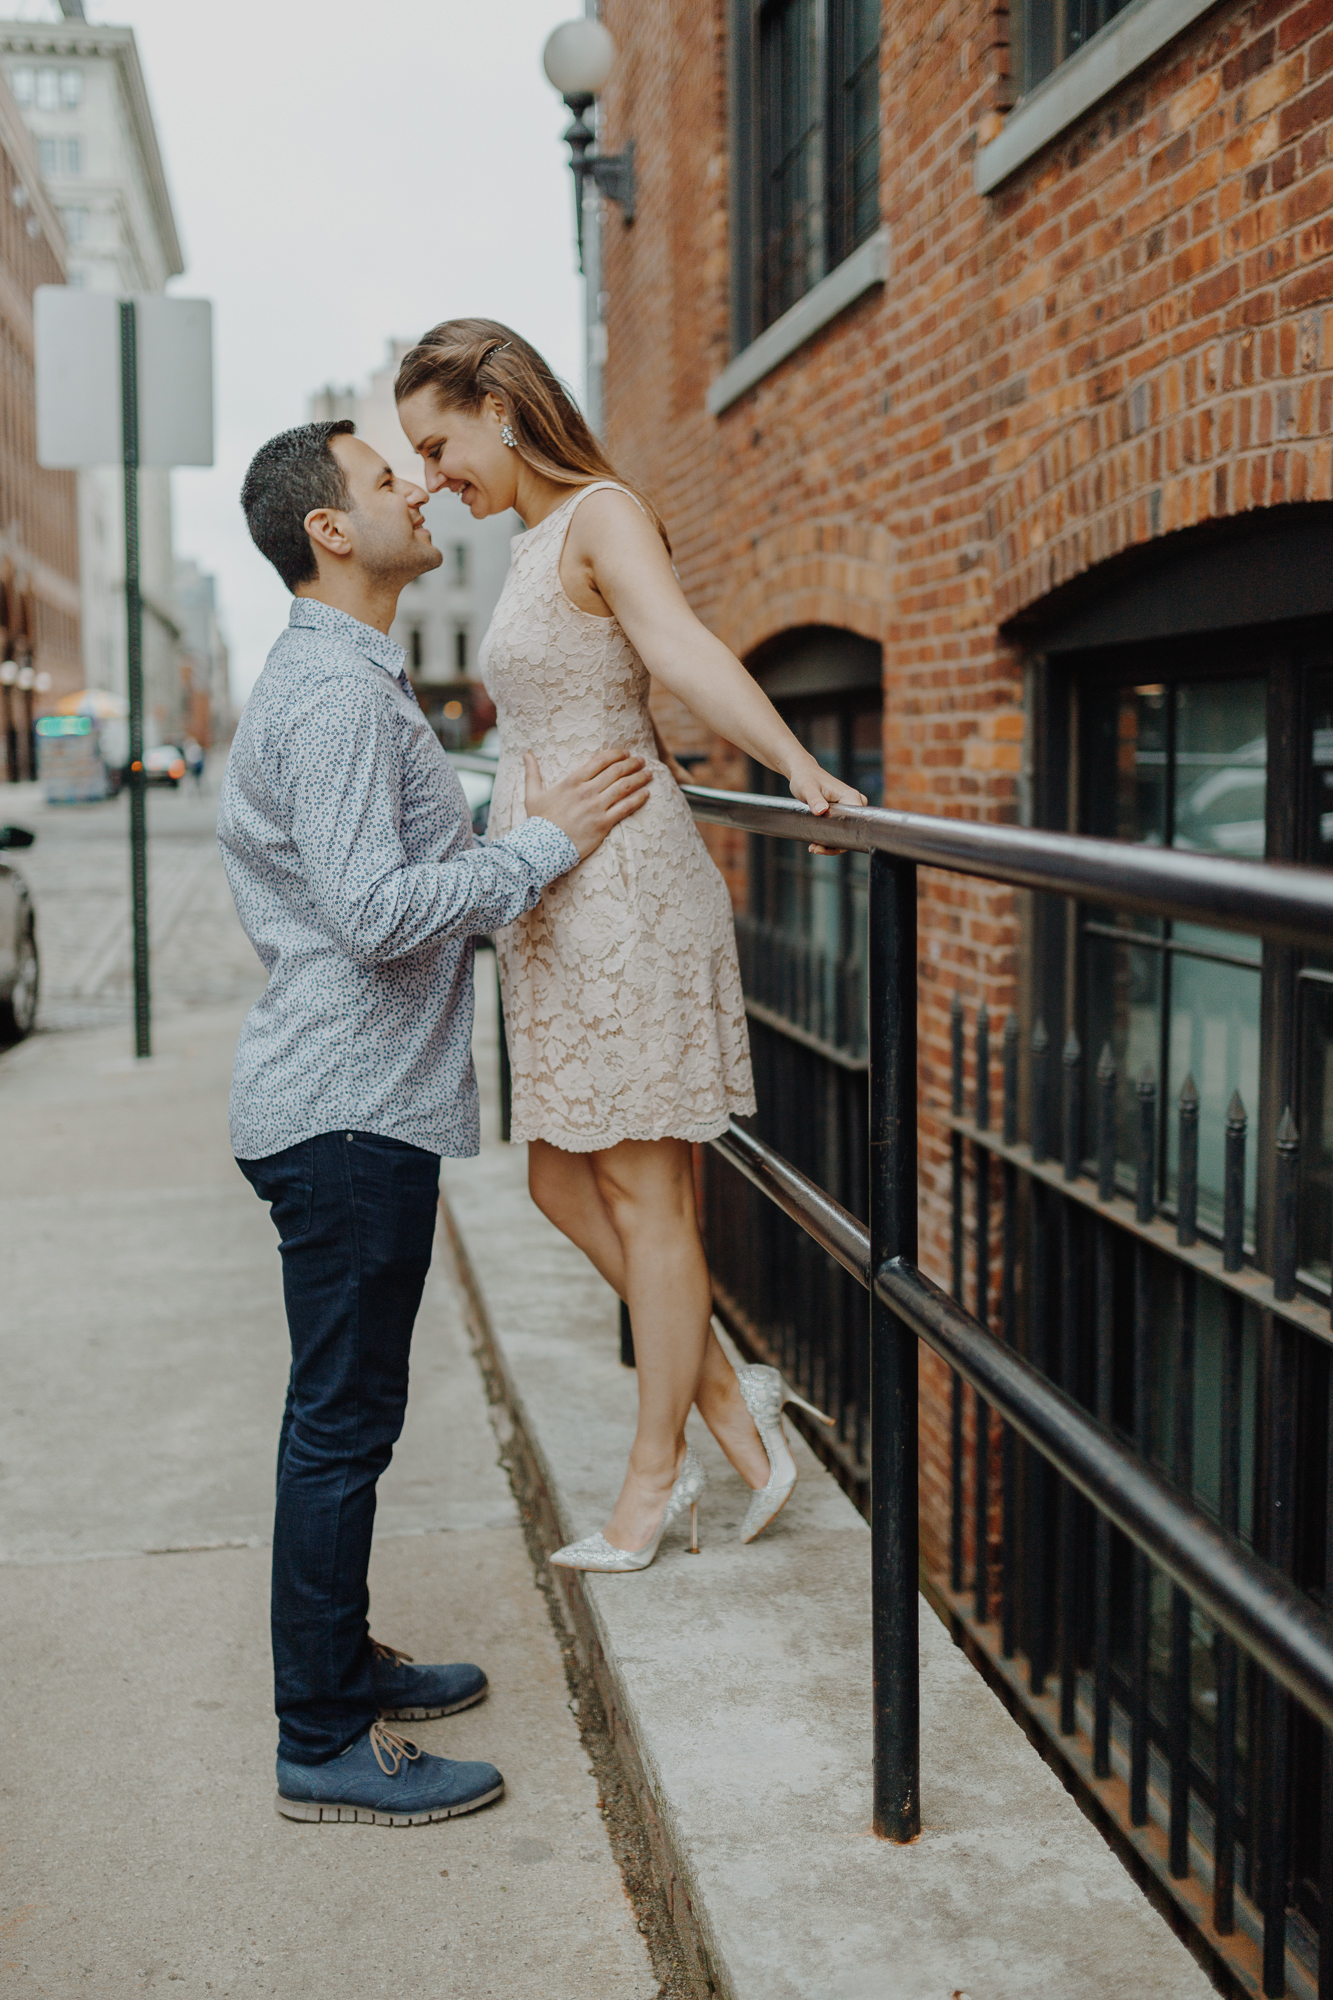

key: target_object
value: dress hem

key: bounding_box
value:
[506,1098,757,1153]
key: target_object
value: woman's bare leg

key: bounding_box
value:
[528,1140,626,1293]
[529,1137,771,1517]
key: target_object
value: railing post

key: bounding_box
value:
[868,851,920,1843]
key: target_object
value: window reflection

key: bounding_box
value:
[1082,677,1265,1234]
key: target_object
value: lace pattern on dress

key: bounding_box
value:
[479,481,756,1151]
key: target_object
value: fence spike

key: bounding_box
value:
[1003,1011,1019,1146]
[1177,1073,1199,1248]
[1223,1092,1247,1272]
[1031,1019,1050,1165]
[1096,1044,1116,1202]
[1063,1031,1082,1182]
[1136,1065,1157,1224]
[1274,1106,1300,1302]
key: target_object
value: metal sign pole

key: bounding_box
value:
[120,298,149,1059]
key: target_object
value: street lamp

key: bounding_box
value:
[542,18,634,274]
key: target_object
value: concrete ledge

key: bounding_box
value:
[705,229,889,416]
[976,0,1224,194]
[440,973,1217,2000]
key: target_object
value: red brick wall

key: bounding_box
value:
[597,0,1333,1579]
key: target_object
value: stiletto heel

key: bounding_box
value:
[735,1365,832,1543]
[550,1446,706,1573]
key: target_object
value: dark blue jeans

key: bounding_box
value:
[238,1129,441,1764]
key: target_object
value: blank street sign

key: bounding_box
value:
[34,287,214,470]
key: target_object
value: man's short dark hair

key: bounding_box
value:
[240,420,355,592]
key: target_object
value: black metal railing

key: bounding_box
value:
[681,782,1333,1995]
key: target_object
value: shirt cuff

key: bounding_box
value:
[502,814,581,885]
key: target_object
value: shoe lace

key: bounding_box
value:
[368,1719,421,1777]
[369,1639,414,1666]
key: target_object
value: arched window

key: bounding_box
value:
[744,624,882,1058]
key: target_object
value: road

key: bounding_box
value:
[0,770,655,1999]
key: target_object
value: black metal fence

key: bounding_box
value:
[683,782,1333,1997]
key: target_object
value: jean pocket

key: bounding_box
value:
[240,1140,314,1244]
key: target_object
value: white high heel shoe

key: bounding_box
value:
[736,1366,834,1543]
[549,1446,706,1573]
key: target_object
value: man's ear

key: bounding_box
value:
[304,507,352,563]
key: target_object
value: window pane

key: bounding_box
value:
[759,0,823,328]
[828,0,879,261]
[63,138,80,175]
[60,68,81,109]
[35,67,58,111]
[1298,980,1333,1284]
[1084,934,1162,1173]
[1301,673,1333,1284]
[1084,682,1169,848]
[11,68,33,107]
[1173,677,1267,859]
[38,138,57,177]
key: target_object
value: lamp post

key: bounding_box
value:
[542,19,635,276]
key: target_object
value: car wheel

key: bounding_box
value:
[0,919,38,1041]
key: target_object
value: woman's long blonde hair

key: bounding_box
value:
[393,317,670,550]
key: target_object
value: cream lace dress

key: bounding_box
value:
[480,481,756,1152]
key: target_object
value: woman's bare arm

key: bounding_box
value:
[561,490,867,822]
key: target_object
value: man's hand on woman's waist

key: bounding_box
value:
[523,748,652,861]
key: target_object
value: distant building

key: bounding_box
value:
[0,58,78,780]
[174,558,230,751]
[310,342,517,739]
[0,12,186,747]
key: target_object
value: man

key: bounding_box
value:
[219,420,650,1826]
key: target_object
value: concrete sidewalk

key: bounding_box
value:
[442,955,1218,2000]
[0,818,654,1998]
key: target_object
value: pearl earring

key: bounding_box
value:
[501,424,517,449]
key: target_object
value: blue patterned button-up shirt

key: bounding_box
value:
[218,596,578,1160]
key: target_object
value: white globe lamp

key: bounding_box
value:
[542,19,616,100]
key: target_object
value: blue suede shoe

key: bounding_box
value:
[370,1639,488,1720]
[276,1721,504,1826]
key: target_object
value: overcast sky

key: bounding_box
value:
[18,0,588,693]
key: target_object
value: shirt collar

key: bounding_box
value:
[289,596,408,678]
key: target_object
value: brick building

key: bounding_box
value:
[591,0,1333,1983]
[0,63,78,781]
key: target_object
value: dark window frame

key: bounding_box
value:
[729,0,882,350]
[1016,0,1135,97]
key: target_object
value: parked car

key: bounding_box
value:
[143,744,188,788]
[0,823,38,1041]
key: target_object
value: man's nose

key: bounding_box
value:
[403,478,429,507]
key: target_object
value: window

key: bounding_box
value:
[731,0,881,344]
[60,205,86,244]
[35,67,58,111]
[60,69,81,110]
[451,542,468,587]
[10,68,32,107]
[454,627,468,676]
[745,628,883,1056]
[38,137,79,177]
[1017,0,1134,95]
[1081,677,1266,1236]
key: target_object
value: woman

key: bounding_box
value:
[396,320,863,1571]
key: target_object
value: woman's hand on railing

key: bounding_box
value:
[787,753,868,855]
